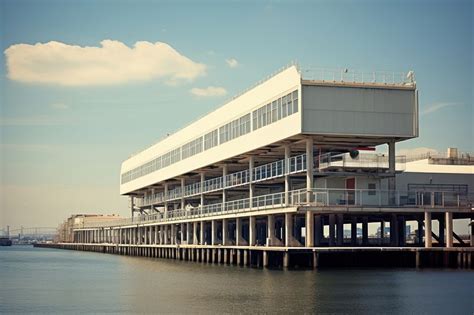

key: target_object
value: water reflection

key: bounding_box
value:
[1,246,472,314]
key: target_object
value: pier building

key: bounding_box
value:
[45,65,474,268]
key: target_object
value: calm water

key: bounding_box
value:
[0,246,472,314]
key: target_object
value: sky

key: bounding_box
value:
[0,0,472,231]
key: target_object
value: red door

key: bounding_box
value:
[346,178,355,205]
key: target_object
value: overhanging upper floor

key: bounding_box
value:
[120,65,417,195]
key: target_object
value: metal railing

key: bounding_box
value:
[302,68,415,86]
[77,188,472,230]
[288,154,306,174]
[290,188,471,208]
[139,154,307,207]
[225,169,250,188]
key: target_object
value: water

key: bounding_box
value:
[0,246,472,314]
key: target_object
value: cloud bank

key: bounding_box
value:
[4,40,206,86]
[190,86,227,97]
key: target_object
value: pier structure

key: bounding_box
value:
[49,66,473,268]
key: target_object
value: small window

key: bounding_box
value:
[368,183,376,195]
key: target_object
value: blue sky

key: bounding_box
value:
[0,0,472,229]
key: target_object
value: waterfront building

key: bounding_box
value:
[54,65,473,268]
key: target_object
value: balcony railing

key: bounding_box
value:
[139,154,307,207]
[78,189,471,229]
[290,189,470,208]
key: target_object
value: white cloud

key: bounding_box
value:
[190,86,227,97]
[225,58,239,68]
[421,102,464,116]
[4,40,207,86]
[50,103,69,110]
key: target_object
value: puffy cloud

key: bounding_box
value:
[190,86,227,97]
[4,40,206,86]
[225,58,239,68]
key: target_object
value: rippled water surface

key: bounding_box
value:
[0,246,472,314]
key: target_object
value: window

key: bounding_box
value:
[204,129,218,150]
[292,90,298,113]
[281,95,288,118]
[252,110,258,130]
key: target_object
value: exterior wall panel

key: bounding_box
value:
[302,85,417,137]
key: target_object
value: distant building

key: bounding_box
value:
[57,214,123,243]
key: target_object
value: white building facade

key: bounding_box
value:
[67,65,473,268]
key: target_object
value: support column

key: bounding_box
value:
[222,165,228,211]
[164,183,169,214]
[336,214,344,246]
[130,196,135,220]
[315,215,323,246]
[306,138,314,203]
[200,172,205,207]
[211,220,217,245]
[380,220,385,245]
[200,221,205,245]
[170,224,175,245]
[180,178,185,210]
[388,140,396,192]
[186,222,191,245]
[390,214,398,246]
[329,214,336,246]
[285,213,294,247]
[249,216,256,246]
[193,222,198,245]
[236,217,246,246]
[417,218,423,246]
[424,212,432,248]
[249,156,254,207]
[222,219,228,246]
[399,216,406,246]
[351,216,357,246]
[180,223,185,244]
[267,214,279,246]
[439,217,445,247]
[362,216,369,246]
[305,211,314,247]
[445,212,453,248]
[284,145,290,206]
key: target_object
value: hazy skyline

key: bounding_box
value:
[1,0,472,230]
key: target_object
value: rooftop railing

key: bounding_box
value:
[78,188,471,229]
[302,68,415,86]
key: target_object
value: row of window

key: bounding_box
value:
[121,89,299,184]
[219,113,251,144]
[182,137,203,160]
[253,91,298,130]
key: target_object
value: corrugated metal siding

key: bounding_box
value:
[302,85,416,137]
